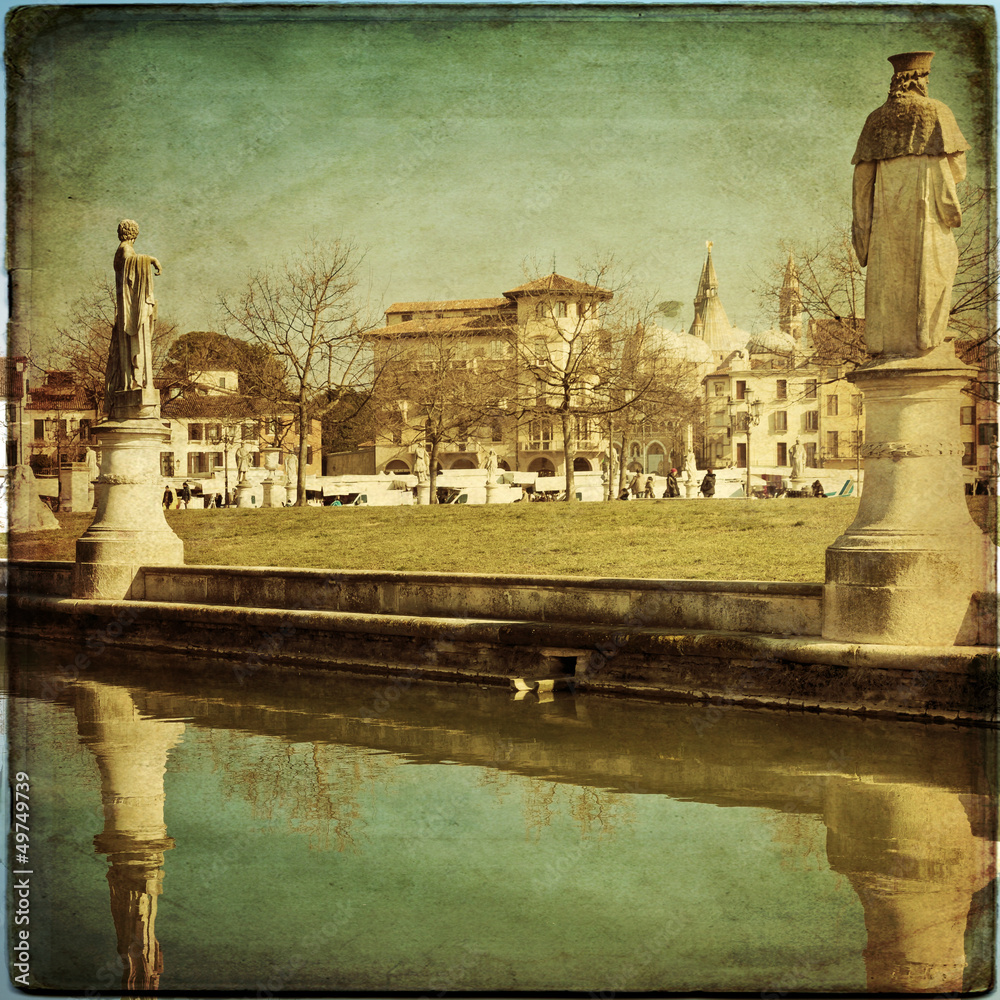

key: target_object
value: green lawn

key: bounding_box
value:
[8,497,995,583]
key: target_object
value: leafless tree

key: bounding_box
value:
[220,241,378,505]
[53,274,177,412]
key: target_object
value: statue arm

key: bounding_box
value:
[851,161,876,267]
[934,152,965,229]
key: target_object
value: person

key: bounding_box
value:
[643,476,655,498]
[162,486,173,509]
[852,52,969,356]
[618,488,630,501]
[330,498,342,507]
[106,219,161,413]
[663,468,680,498]
[812,479,826,498]
[179,481,191,508]
[700,469,716,498]
[628,472,641,497]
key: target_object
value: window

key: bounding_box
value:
[735,380,747,400]
[774,411,787,432]
[826,431,839,457]
[491,421,503,443]
[528,419,552,450]
[852,396,863,415]
[58,419,68,436]
[827,395,839,417]
[188,423,203,442]
[6,404,16,422]
[489,339,508,359]
[79,419,91,442]
[853,430,864,455]
[530,338,548,360]
[776,380,787,399]
[805,380,817,399]
[213,452,224,468]
[978,423,998,446]
[252,451,262,468]
[160,452,175,477]
[805,442,817,467]
[554,301,567,318]
[534,302,546,320]
[187,452,209,475]
[776,442,787,466]
[714,442,724,459]
[207,423,222,443]
[806,411,819,431]
[961,406,975,425]
[306,446,313,465]
[826,366,839,380]
[33,419,44,440]
[963,442,977,466]
[218,377,227,390]
[401,313,413,322]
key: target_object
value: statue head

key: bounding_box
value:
[117,219,139,242]
[888,51,933,98]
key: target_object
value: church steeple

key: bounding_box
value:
[779,253,804,344]
[688,241,741,361]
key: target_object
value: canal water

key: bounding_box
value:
[7,639,996,994]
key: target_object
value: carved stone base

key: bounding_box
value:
[261,478,284,507]
[416,482,430,505]
[74,419,184,599]
[823,345,994,645]
[485,481,500,504]
[108,387,160,422]
[235,477,255,508]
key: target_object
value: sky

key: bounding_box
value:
[5,3,995,363]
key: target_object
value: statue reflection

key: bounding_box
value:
[73,681,185,993]
[824,778,995,992]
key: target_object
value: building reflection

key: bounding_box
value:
[73,681,185,992]
[53,661,995,994]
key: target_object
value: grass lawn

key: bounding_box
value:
[7,497,995,583]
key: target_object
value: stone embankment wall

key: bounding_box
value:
[4,560,996,724]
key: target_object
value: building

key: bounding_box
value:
[24,369,97,474]
[363,274,617,478]
[1,356,30,467]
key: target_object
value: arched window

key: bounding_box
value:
[384,460,410,474]
[573,457,592,472]
[450,458,476,470]
[527,457,556,476]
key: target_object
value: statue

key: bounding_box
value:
[84,447,99,480]
[285,452,298,483]
[106,220,162,414]
[413,442,429,484]
[852,52,969,356]
[683,447,698,485]
[790,438,806,479]
[235,442,251,482]
[485,448,498,484]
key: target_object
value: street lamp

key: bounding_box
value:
[728,389,762,498]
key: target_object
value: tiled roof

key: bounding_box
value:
[503,273,612,298]
[160,394,275,419]
[386,297,512,314]
[367,314,511,339]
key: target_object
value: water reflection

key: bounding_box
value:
[9,641,996,993]
[73,681,184,992]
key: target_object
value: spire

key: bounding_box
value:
[780,252,804,342]
[688,242,738,358]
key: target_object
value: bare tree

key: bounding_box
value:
[53,274,177,412]
[220,241,377,505]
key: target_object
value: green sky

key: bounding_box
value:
[7,4,995,359]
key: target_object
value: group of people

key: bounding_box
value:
[162,482,226,509]
[618,468,686,501]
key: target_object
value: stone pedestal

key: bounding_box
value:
[416,482,430,506]
[235,477,254,507]
[61,462,93,512]
[684,478,698,499]
[485,481,499,504]
[74,420,184,600]
[286,483,297,505]
[261,478,283,507]
[823,346,992,645]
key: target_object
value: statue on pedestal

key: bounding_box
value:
[790,438,806,480]
[413,442,429,484]
[235,442,251,483]
[851,52,969,356]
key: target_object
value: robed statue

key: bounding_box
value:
[851,52,968,357]
[106,219,161,415]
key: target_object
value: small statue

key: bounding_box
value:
[684,448,698,485]
[852,52,969,356]
[106,220,161,414]
[790,438,806,479]
[236,442,251,482]
[485,448,498,484]
[413,442,429,484]
[285,452,298,484]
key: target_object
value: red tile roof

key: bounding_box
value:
[367,314,512,339]
[503,273,612,298]
[386,296,513,314]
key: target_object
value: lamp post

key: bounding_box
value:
[728,389,762,497]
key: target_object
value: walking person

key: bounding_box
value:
[643,476,655,498]
[162,485,174,510]
[663,468,680,498]
[699,469,716,498]
[179,481,192,509]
